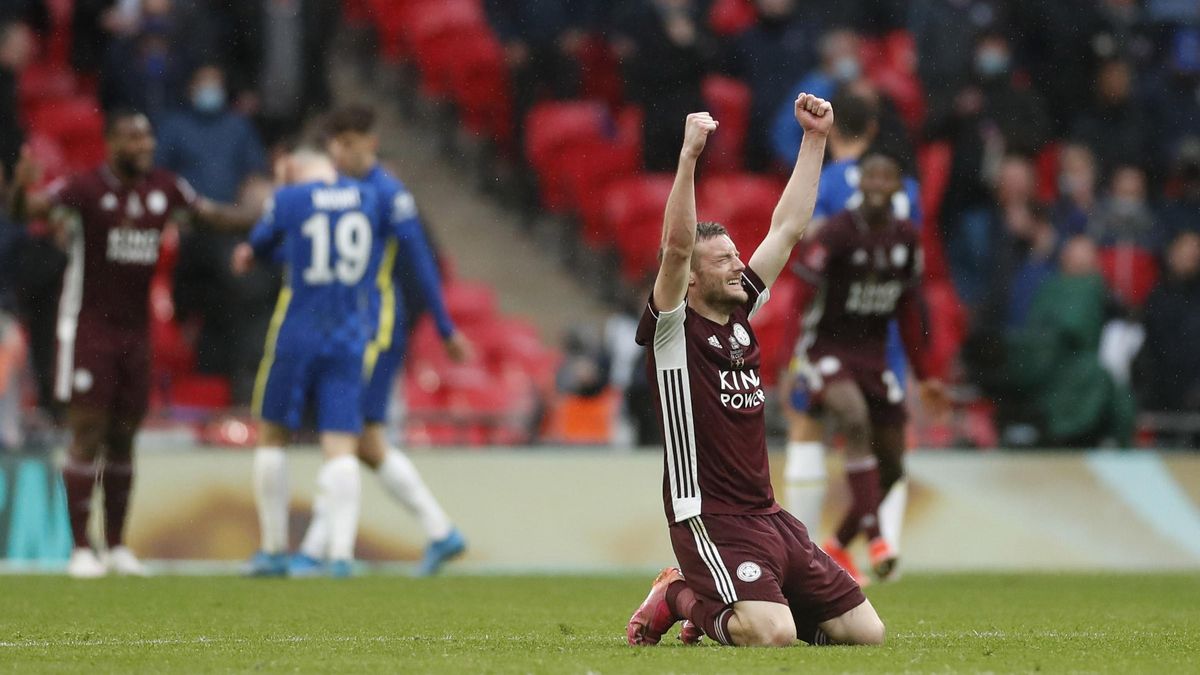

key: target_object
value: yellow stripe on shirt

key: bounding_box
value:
[251,286,294,418]
[363,238,399,379]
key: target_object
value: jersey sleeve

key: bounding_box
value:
[741,265,771,320]
[171,175,200,211]
[387,185,455,339]
[42,175,86,211]
[634,294,687,368]
[248,193,286,260]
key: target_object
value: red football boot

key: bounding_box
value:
[868,536,898,581]
[626,567,684,646]
[823,538,870,588]
[678,619,704,645]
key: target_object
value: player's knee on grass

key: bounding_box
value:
[729,602,797,647]
[820,599,885,646]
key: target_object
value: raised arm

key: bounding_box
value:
[748,93,833,288]
[653,112,718,311]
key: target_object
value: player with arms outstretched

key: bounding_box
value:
[233,149,388,578]
[10,109,254,578]
[289,106,471,577]
[791,150,946,585]
[626,95,885,648]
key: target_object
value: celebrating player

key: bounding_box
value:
[233,148,389,578]
[10,109,254,578]
[784,91,923,557]
[626,95,886,648]
[287,106,470,577]
[791,149,947,585]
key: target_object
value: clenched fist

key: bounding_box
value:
[681,112,719,159]
[794,93,834,136]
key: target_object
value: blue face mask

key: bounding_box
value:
[833,56,860,82]
[192,84,226,113]
[976,49,1010,78]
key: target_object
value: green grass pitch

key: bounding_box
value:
[2,572,1197,673]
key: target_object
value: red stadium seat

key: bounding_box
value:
[27,96,106,170]
[697,173,785,246]
[442,280,498,326]
[446,34,513,146]
[524,101,614,211]
[1035,142,1061,204]
[1099,245,1160,309]
[603,174,675,280]
[916,141,953,281]
[922,279,967,380]
[407,2,489,98]
[708,0,757,36]
[860,31,926,134]
[701,76,751,174]
[559,141,640,246]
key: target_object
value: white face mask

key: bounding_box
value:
[192,84,226,113]
[833,56,860,82]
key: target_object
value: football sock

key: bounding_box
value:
[878,479,908,553]
[320,455,361,562]
[836,456,882,547]
[253,447,289,554]
[784,441,827,536]
[63,457,98,549]
[298,491,329,560]
[666,581,735,646]
[378,449,453,541]
[101,459,133,548]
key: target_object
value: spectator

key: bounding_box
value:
[485,0,598,139]
[1070,58,1155,178]
[1010,1,1103,134]
[70,0,118,76]
[556,324,610,399]
[1090,0,1156,67]
[978,201,1061,335]
[156,64,268,203]
[723,0,825,170]
[1159,138,1200,241]
[612,0,714,171]
[1003,236,1135,447]
[0,21,35,180]
[947,155,1036,307]
[1089,165,1161,251]
[768,28,864,164]
[99,0,194,118]
[1147,27,1200,166]
[908,0,1007,103]
[1137,231,1200,413]
[214,0,342,146]
[1051,144,1100,238]
[0,0,47,35]
[924,30,1051,226]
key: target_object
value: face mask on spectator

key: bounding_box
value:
[193,84,226,113]
[833,56,860,82]
[975,49,1010,79]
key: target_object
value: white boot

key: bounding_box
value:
[104,545,148,576]
[67,548,107,579]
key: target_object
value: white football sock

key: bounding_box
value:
[784,441,827,537]
[879,479,908,553]
[319,455,361,562]
[299,490,329,560]
[378,449,453,541]
[253,447,288,554]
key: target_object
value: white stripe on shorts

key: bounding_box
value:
[688,516,738,605]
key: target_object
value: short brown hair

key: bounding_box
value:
[696,221,728,241]
[323,105,376,138]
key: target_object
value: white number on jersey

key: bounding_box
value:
[301,211,373,285]
[845,281,903,315]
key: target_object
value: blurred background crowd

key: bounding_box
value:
[0,0,1198,451]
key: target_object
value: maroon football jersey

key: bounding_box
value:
[792,210,922,372]
[46,166,196,332]
[635,266,780,524]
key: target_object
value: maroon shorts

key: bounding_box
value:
[669,510,865,630]
[799,346,907,427]
[55,324,150,419]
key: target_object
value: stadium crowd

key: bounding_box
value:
[0,0,1198,449]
